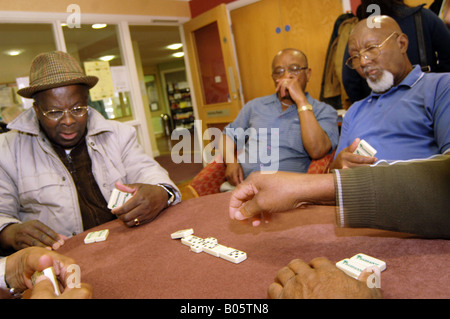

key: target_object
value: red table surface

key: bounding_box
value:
[58,192,450,299]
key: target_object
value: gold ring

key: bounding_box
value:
[134,218,140,226]
[283,81,288,86]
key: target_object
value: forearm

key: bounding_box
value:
[301,115,331,159]
[220,134,238,165]
[289,173,335,205]
[231,172,336,220]
[333,155,450,239]
[298,110,332,159]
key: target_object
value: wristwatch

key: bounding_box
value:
[298,104,313,112]
[157,184,175,206]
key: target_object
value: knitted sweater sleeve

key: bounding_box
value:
[333,155,450,239]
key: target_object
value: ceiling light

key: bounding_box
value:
[99,55,115,61]
[4,49,24,56]
[92,23,107,29]
[172,52,184,58]
[167,43,183,50]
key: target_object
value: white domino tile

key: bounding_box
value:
[171,228,194,239]
[220,249,247,264]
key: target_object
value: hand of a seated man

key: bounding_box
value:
[268,257,382,299]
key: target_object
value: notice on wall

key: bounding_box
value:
[110,66,130,93]
[84,61,115,101]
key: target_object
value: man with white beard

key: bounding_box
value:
[331,15,450,169]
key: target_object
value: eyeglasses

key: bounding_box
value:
[41,106,89,121]
[345,32,398,69]
[272,64,308,79]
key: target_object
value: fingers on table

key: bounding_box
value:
[268,259,315,299]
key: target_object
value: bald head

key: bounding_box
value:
[272,49,308,69]
[351,15,403,38]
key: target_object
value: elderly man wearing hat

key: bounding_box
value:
[0,51,180,253]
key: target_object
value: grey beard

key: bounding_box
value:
[366,70,394,93]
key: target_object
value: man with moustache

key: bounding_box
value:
[0,51,180,254]
[331,16,450,169]
[221,49,339,187]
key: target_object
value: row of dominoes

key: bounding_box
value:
[84,229,109,244]
[171,229,247,264]
[336,253,386,279]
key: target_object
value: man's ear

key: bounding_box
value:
[32,101,39,114]
[397,33,409,54]
[305,68,312,83]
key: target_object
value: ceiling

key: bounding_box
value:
[0,23,183,85]
[129,25,184,69]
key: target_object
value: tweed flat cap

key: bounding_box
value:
[17,51,98,98]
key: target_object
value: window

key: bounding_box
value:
[0,23,56,123]
[63,23,132,120]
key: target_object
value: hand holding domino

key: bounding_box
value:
[332,138,378,169]
[353,139,377,158]
[108,188,133,210]
[31,266,61,296]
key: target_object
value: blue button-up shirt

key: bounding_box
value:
[337,65,450,161]
[224,93,339,178]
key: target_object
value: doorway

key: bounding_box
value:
[129,25,197,156]
[129,25,202,186]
